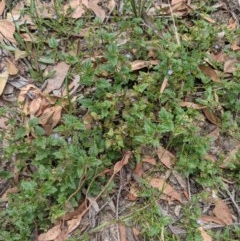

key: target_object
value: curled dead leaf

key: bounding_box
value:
[131,60,159,71]
[180,101,206,109]
[142,156,156,165]
[29,98,43,117]
[133,162,143,178]
[128,184,139,201]
[198,215,225,225]
[202,108,221,126]
[1,187,18,202]
[160,77,168,94]
[202,15,216,24]
[113,151,131,174]
[39,106,62,135]
[38,202,88,241]
[198,227,212,241]
[38,224,61,241]
[199,65,221,83]
[0,71,9,96]
[231,40,240,51]
[207,127,219,140]
[15,50,27,60]
[157,146,176,169]
[221,144,240,168]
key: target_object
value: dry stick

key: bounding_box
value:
[222,184,240,219]
[116,169,124,241]
[187,177,191,200]
[167,0,181,47]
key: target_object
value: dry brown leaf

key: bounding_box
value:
[131,60,159,71]
[147,46,157,59]
[213,199,233,225]
[180,101,206,109]
[38,106,55,126]
[0,116,8,129]
[83,112,94,130]
[149,178,182,203]
[204,154,216,163]
[88,0,106,21]
[202,109,221,126]
[210,52,225,63]
[34,0,55,18]
[231,41,240,51]
[142,156,156,165]
[172,171,187,192]
[29,98,43,116]
[0,71,9,96]
[171,1,187,13]
[224,59,238,73]
[1,187,18,202]
[118,223,127,241]
[221,144,240,168]
[64,0,86,19]
[39,202,88,241]
[6,58,18,75]
[54,230,68,241]
[133,162,144,178]
[171,0,186,5]
[0,20,16,43]
[221,177,235,184]
[44,62,70,94]
[15,50,27,60]
[160,77,168,94]
[132,227,140,239]
[228,18,237,30]
[21,32,36,42]
[198,227,212,241]
[207,127,219,140]
[38,224,61,241]
[18,84,40,105]
[128,185,139,201]
[106,0,116,11]
[35,97,52,117]
[157,146,176,169]
[38,106,62,135]
[0,0,5,15]
[202,15,216,24]
[113,151,131,174]
[198,215,225,225]
[172,170,189,200]
[199,65,221,83]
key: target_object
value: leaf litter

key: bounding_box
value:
[0,0,240,240]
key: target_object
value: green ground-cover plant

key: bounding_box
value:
[0,0,240,240]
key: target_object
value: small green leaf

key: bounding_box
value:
[48,37,58,48]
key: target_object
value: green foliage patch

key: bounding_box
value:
[0,0,240,240]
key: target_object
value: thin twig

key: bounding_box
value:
[222,184,240,219]
[167,0,181,46]
[187,177,191,200]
